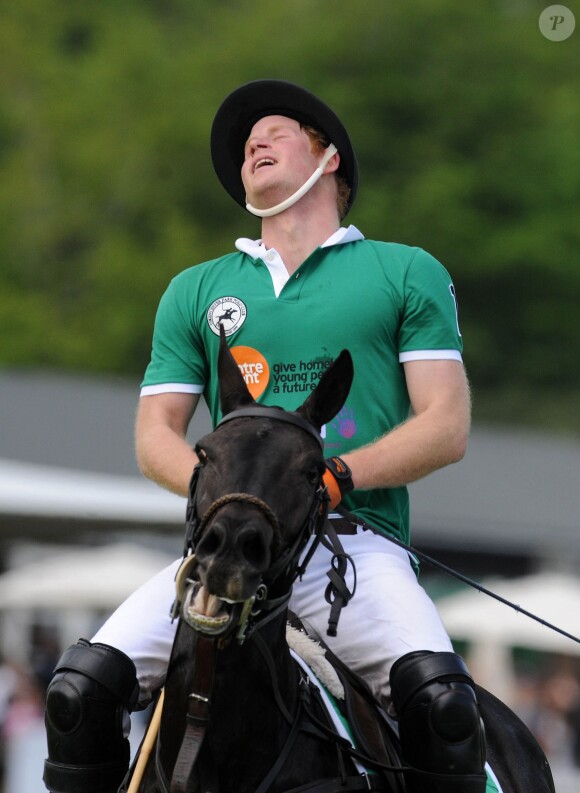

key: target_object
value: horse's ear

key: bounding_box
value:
[297,350,354,430]
[218,325,255,414]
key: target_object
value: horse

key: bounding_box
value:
[127,331,555,793]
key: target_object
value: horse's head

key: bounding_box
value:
[181,328,353,639]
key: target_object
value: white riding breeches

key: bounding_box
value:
[288,527,453,706]
[92,526,452,710]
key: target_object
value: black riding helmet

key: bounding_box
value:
[210,79,359,216]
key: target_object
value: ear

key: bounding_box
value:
[218,325,255,415]
[296,350,354,430]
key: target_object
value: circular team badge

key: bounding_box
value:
[207,296,247,336]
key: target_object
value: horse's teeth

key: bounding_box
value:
[189,611,228,628]
[206,593,223,617]
[191,585,227,619]
[192,585,209,614]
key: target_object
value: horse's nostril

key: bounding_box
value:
[196,522,268,572]
[241,531,268,570]
[197,524,225,558]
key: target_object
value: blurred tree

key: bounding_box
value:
[0,0,578,431]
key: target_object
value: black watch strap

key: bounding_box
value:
[325,456,354,496]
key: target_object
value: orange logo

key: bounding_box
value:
[230,346,270,399]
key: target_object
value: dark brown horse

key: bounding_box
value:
[128,332,555,793]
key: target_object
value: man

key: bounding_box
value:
[44,80,486,793]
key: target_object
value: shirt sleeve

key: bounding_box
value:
[140,277,207,392]
[398,248,463,362]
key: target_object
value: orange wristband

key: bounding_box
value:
[323,468,343,510]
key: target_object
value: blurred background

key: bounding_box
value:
[0,0,579,790]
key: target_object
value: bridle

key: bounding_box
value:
[178,405,329,643]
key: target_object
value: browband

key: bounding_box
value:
[216,406,324,450]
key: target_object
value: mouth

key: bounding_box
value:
[182,581,244,637]
[253,157,276,173]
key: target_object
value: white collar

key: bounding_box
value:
[234,226,364,298]
[235,224,364,259]
[320,225,365,247]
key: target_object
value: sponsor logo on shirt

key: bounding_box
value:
[207,296,247,336]
[230,346,270,399]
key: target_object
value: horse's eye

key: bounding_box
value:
[196,447,208,465]
[306,467,321,485]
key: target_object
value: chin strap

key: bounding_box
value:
[246,144,338,217]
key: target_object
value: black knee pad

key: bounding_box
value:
[44,639,139,793]
[390,651,486,793]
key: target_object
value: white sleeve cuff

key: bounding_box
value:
[140,383,204,397]
[399,349,463,363]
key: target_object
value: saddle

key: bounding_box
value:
[287,613,406,793]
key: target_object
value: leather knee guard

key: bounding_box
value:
[43,639,139,793]
[390,651,486,793]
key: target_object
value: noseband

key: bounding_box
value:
[180,406,329,642]
[195,491,281,544]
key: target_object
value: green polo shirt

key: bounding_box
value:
[141,231,463,543]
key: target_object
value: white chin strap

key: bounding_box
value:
[246,144,338,218]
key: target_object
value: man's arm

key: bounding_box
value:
[135,392,201,497]
[342,359,471,491]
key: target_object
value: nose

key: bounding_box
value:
[247,138,271,158]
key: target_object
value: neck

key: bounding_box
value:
[159,618,298,793]
[205,618,299,790]
[260,196,340,275]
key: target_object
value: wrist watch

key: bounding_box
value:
[325,456,354,497]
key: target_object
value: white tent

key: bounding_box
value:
[0,542,177,610]
[436,572,580,704]
[0,542,178,664]
[0,458,186,524]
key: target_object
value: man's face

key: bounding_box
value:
[241,115,320,209]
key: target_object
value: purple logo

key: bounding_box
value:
[331,405,357,439]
